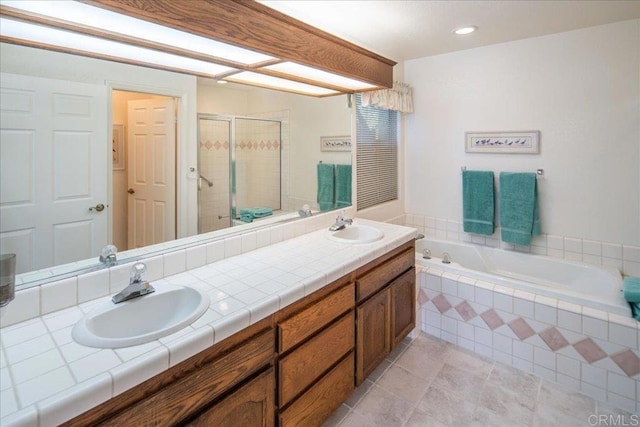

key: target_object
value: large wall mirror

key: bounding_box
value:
[0,42,353,289]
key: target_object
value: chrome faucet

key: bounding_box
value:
[112,263,155,304]
[329,212,353,231]
[99,244,118,266]
[298,204,313,217]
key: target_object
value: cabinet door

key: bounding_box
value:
[356,288,391,385]
[391,268,416,348]
[188,368,275,427]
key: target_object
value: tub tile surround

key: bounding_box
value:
[402,213,640,277]
[0,214,416,426]
[417,265,640,414]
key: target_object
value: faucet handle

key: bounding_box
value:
[130,263,147,283]
[99,244,118,265]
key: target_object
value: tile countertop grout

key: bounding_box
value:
[0,219,417,427]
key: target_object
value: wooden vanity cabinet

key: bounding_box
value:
[64,239,415,427]
[64,318,276,427]
[355,241,415,385]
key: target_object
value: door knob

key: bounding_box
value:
[89,203,105,212]
[127,188,135,194]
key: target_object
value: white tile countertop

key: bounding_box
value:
[0,219,416,426]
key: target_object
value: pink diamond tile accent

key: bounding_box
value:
[480,309,504,330]
[432,294,452,314]
[455,301,477,321]
[539,327,570,351]
[417,289,430,305]
[573,338,607,364]
[508,318,536,340]
[610,349,640,377]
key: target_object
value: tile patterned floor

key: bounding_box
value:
[322,333,636,427]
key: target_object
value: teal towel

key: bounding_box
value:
[317,163,335,211]
[462,170,495,235]
[623,277,640,303]
[239,214,253,223]
[499,172,540,246]
[630,302,640,321]
[240,207,272,219]
[335,164,352,208]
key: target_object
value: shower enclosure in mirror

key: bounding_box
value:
[197,114,282,233]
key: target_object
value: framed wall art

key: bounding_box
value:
[465,131,540,154]
[320,135,351,152]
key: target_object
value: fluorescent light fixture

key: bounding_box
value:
[1,0,275,65]
[0,18,236,76]
[454,26,477,35]
[263,62,377,91]
[225,72,339,96]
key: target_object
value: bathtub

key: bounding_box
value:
[415,238,628,317]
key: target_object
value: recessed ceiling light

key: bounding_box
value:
[217,80,228,84]
[454,26,477,35]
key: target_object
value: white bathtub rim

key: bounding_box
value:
[414,238,629,318]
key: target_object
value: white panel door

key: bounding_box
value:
[0,73,108,273]
[127,98,176,249]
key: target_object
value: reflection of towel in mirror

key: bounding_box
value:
[335,164,352,208]
[317,163,335,211]
[462,170,494,235]
[239,207,273,223]
[499,172,540,245]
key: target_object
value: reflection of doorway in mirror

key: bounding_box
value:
[0,73,109,274]
[111,91,177,251]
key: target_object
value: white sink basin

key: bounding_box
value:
[327,224,384,244]
[72,285,210,348]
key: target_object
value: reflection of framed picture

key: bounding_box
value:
[321,135,351,152]
[465,131,540,154]
[112,124,125,170]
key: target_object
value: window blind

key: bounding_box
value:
[356,93,398,210]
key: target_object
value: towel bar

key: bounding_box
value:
[460,166,544,177]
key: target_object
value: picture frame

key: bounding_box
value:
[465,131,540,154]
[112,124,125,170]
[320,135,351,152]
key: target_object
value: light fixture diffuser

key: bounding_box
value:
[0,18,236,76]
[1,0,275,65]
[225,72,339,96]
[263,62,377,91]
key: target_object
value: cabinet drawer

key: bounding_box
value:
[278,283,354,353]
[357,248,414,302]
[279,353,355,427]
[101,329,275,426]
[279,311,354,406]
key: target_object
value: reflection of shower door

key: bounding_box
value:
[198,116,231,233]
[198,115,281,233]
[235,118,281,215]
